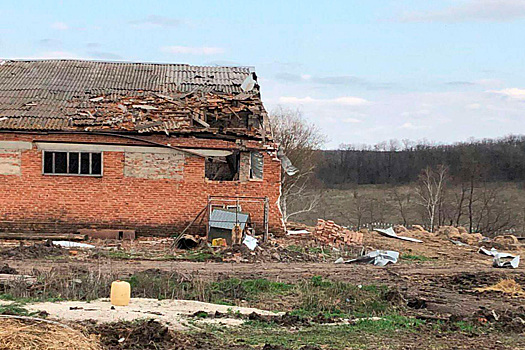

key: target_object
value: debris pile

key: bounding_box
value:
[72,91,268,138]
[84,319,238,350]
[1,241,66,259]
[221,243,319,263]
[314,219,363,246]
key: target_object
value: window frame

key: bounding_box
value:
[249,151,264,180]
[42,150,103,177]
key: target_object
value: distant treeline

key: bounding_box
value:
[316,135,525,187]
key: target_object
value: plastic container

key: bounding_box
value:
[110,280,131,306]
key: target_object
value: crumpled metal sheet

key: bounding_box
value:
[479,247,520,268]
[375,227,423,243]
[277,149,299,176]
[335,250,399,267]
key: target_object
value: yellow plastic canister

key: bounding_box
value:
[110,280,131,306]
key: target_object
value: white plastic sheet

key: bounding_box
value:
[52,241,95,249]
[375,227,423,243]
[242,235,258,251]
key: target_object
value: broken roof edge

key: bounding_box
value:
[0,129,277,149]
[0,58,256,72]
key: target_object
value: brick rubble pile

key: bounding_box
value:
[315,219,363,246]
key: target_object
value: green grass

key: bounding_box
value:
[205,315,424,349]
[0,303,38,316]
[286,245,332,256]
[175,251,218,262]
[209,278,294,303]
[0,293,63,304]
[292,276,391,318]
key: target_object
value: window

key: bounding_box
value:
[205,153,239,181]
[250,152,264,180]
[43,151,102,176]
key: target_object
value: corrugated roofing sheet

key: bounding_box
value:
[209,209,250,231]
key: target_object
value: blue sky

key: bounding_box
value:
[2,0,525,148]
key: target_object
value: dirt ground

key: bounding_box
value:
[2,229,525,349]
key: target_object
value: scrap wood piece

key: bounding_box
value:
[374,227,423,243]
[191,116,210,128]
[0,233,87,241]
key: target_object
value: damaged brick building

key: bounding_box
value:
[0,60,283,236]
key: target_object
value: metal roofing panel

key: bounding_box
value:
[209,209,250,231]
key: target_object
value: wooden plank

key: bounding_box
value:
[0,233,88,241]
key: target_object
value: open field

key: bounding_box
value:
[292,184,525,234]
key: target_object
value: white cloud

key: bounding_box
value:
[342,118,362,124]
[51,22,69,30]
[488,88,525,100]
[399,0,525,23]
[400,122,423,130]
[466,103,482,110]
[278,96,369,106]
[400,109,431,117]
[161,46,224,55]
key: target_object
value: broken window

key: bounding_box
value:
[43,151,102,176]
[205,153,239,181]
[250,152,264,180]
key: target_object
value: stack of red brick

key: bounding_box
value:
[314,219,363,246]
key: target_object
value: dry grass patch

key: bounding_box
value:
[0,316,100,350]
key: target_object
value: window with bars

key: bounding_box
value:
[43,151,102,176]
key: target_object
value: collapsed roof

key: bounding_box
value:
[0,60,270,139]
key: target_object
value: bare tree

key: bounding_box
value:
[390,187,410,226]
[416,165,448,232]
[270,107,326,222]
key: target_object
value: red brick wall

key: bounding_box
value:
[0,132,284,236]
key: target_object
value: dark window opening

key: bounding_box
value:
[205,153,239,181]
[43,151,102,176]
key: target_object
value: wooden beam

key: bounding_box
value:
[0,233,88,241]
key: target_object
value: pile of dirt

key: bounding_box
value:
[0,264,18,274]
[220,242,319,263]
[0,317,100,350]
[1,241,65,259]
[435,226,484,245]
[474,307,525,333]
[263,345,321,350]
[84,319,245,350]
[193,310,338,326]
